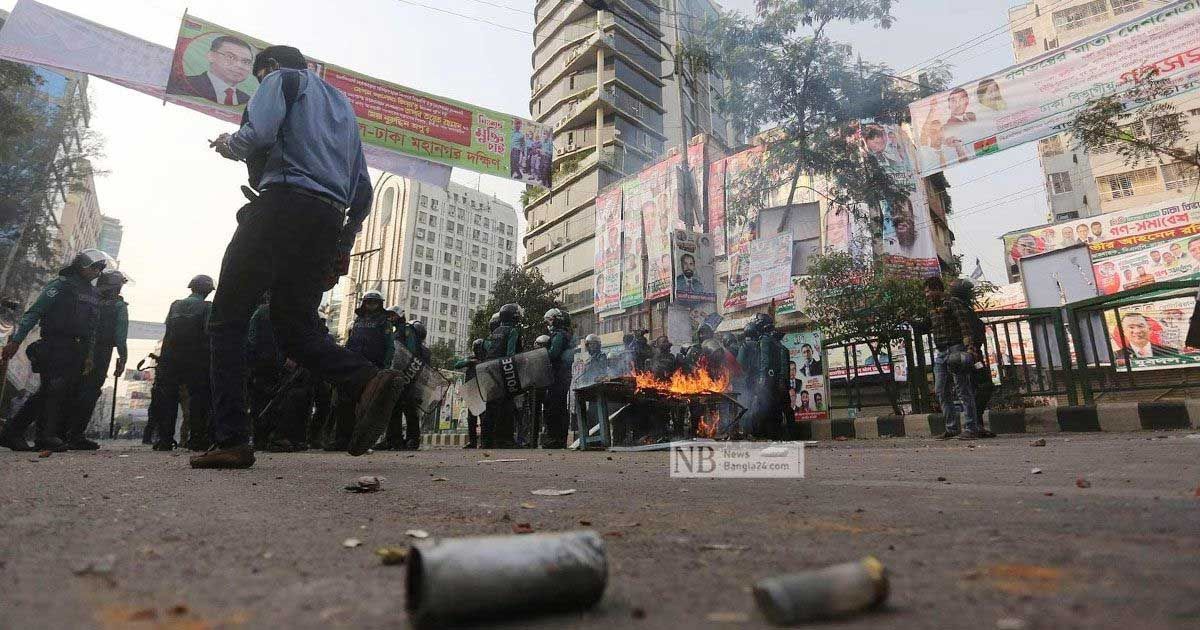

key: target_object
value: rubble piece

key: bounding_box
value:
[753,557,888,625]
[531,488,576,496]
[376,547,409,566]
[1030,468,1042,475]
[1075,477,1091,489]
[344,476,384,493]
[1030,439,1046,447]
[406,529,430,539]
[342,538,362,548]
[73,554,117,577]
[478,458,528,463]
[406,530,607,628]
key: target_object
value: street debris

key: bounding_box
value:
[1031,468,1042,475]
[532,488,576,496]
[936,476,947,482]
[996,618,1027,630]
[405,530,606,628]
[520,502,536,509]
[73,554,117,577]
[406,529,430,539]
[707,611,751,623]
[631,607,646,619]
[375,547,409,565]
[342,538,362,548]
[1076,477,1092,488]
[431,477,448,482]
[478,458,528,463]
[512,522,535,534]
[753,556,888,625]
[1030,438,1046,447]
[700,543,749,552]
[344,476,384,493]
[37,450,51,458]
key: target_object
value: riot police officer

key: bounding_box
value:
[739,314,786,439]
[345,291,394,369]
[541,309,574,448]
[386,318,430,450]
[0,249,107,452]
[484,304,523,448]
[682,323,715,373]
[151,274,215,451]
[65,269,130,449]
[454,339,487,449]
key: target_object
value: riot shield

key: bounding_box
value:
[473,347,553,406]
[392,344,452,416]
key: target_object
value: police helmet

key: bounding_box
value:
[534,334,551,348]
[410,320,427,342]
[948,278,974,303]
[387,306,405,321]
[471,338,486,357]
[361,290,384,305]
[187,274,215,294]
[97,269,129,289]
[584,333,602,353]
[543,308,568,328]
[499,303,522,323]
[62,248,111,276]
[489,313,501,331]
[696,323,714,341]
[744,313,774,338]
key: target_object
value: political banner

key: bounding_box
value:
[671,229,717,303]
[685,141,707,231]
[1106,296,1200,370]
[857,122,940,277]
[633,154,683,300]
[707,158,728,258]
[746,233,793,307]
[827,342,894,381]
[594,187,624,313]
[783,332,828,421]
[1005,198,1200,294]
[168,14,552,186]
[620,178,646,308]
[666,302,719,347]
[908,0,1200,175]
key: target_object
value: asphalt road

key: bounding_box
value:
[1,432,1198,629]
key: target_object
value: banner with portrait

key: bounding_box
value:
[667,302,720,347]
[671,229,717,303]
[1105,296,1200,370]
[707,158,728,258]
[827,342,894,381]
[167,14,553,187]
[620,178,647,308]
[1005,198,1200,295]
[594,187,624,314]
[746,233,794,307]
[907,0,1200,175]
[633,153,683,300]
[783,332,828,421]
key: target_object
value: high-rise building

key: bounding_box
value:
[57,161,103,264]
[1006,0,1200,278]
[338,178,519,351]
[526,0,739,335]
[98,215,123,260]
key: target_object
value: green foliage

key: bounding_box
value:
[679,0,950,218]
[0,61,42,145]
[427,339,458,370]
[467,266,565,352]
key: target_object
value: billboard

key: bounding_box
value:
[908,0,1200,175]
[671,229,717,303]
[746,233,794,307]
[633,153,683,300]
[620,178,646,308]
[857,122,941,277]
[594,187,624,314]
[1106,296,1200,370]
[1004,198,1200,294]
[783,332,829,421]
[167,14,553,187]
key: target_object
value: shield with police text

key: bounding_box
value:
[391,344,452,415]
[473,348,554,407]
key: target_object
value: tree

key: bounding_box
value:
[467,265,565,354]
[427,339,458,371]
[799,250,927,414]
[1068,72,1199,179]
[679,1,950,229]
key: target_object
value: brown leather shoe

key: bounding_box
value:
[349,370,404,456]
[189,444,256,469]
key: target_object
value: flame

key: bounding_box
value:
[631,363,730,396]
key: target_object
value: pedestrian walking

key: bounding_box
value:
[923,277,985,440]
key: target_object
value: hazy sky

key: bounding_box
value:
[1,0,1048,323]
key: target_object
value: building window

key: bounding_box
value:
[1047,171,1073,195]
[1096,166,1159,199]
[454,255,463,267]
[507,225,514,236]
[431,199,439,210]
[422,298,430,310]
[415,244,424,257]
[471,277,478,288]
[480,279,487,290]
[452,288,460,299]
[444,253,453,264]
[472,245,480,256]
[1052,0,1107,31]
[420,195,428,207]
[1038,136,1064,157]
[418,211,427,223]
[438,320,447,332]
[1162,162,1200,191]
[480,262,488,274]
[410,295,419,309]
[416,228,426,239]
[425,264,433,276]
[1013,27,1035,49]
[453,271,461,282]
[441,286,449,298]
[1110,0,1143,16]
[450,305,459,317]
[442,269,451,281]
[440,303,448,315]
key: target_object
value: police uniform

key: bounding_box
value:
[345,310,395,369]
[67,289,128,447]
[484,314,522,448]
[454,339,487,448]
[541,326,574,448]
[385,322,428,449]
[151,291,213,450]
[1,272,100,450]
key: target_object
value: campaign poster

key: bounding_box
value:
[827,343,894,381]
[666,302,719,347]
[908,0,1200,175]
[783,332,828,421]
[168,14,554,187]
[720,147,768,311]
[707,158,728,257]
[777,276,807,316]
[857,122,940,277]
[746,233,793,307]
[1005,199,1200,294]
[685,141,708,232]
[1106,296,1200,371]
[636,154,683,300]
[593,187,624,313]
[671,230,717,304]
[620,179,646,308]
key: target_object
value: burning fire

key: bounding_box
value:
[631,366,730,396]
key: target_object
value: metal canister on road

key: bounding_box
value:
[753,556,889,625]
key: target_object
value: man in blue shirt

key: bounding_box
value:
[197,45,403,469]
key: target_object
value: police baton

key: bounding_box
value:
[108,369,119,439]
[255,367,303,427]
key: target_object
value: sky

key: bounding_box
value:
[0,0,1049,323]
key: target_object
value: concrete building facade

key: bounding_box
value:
[338,178,519,351]
[97,215,123,260]
[57,162,102,265]
[526,0,738,335]
[1007,0,1200,279]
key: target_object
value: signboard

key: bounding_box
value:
[783,332,828,421]
[908,0,1200,175]
[746,233,794,307]
[1004,198,1200,294]
[671,229,717,303]
[707,158,728,257]
[1106,296,1200,370]
[827,343,894,381]
[594,187,624,313]
[168,14,552,186]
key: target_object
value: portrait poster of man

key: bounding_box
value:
[783,332,828,421]
[671,230,716,304]
[620,179,647,308]
[1106,297,1200,371]
[166,17,262,108]
[746,233,793,307]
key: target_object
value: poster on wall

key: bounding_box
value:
[667,302,719,347]
[857,122,940,277]
[672,229,717,303]
[167,14,554,187]
[1005,199,1200,294]
[594,187,624,313]
[1106,296,1200,371]
[827,343,894,381]
[746,233,794,307]
[634,154,684,300]
[620,179,646,308]
[783,332,828,421]
[707,158,728,258]
[907,0,1200,175]
[684,141,707,231]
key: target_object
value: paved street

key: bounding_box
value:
[1,432,1198,629]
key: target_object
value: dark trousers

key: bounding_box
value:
[6,339,85,443]
[466,412,478,444]
[152,362,211,448]
[208,188,376,447]
[248,366,284,446]
[308,380,332,447]
[543,383,569,443]
[385,399,421,445]
[67,345,114,442]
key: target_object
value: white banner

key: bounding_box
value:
[0,0,450,187]
[908,0,1200,175]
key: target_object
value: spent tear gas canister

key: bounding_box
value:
[391,344,451,415]
[461,347,554,416]
[406,530,607,628]
[753,557,889,625]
